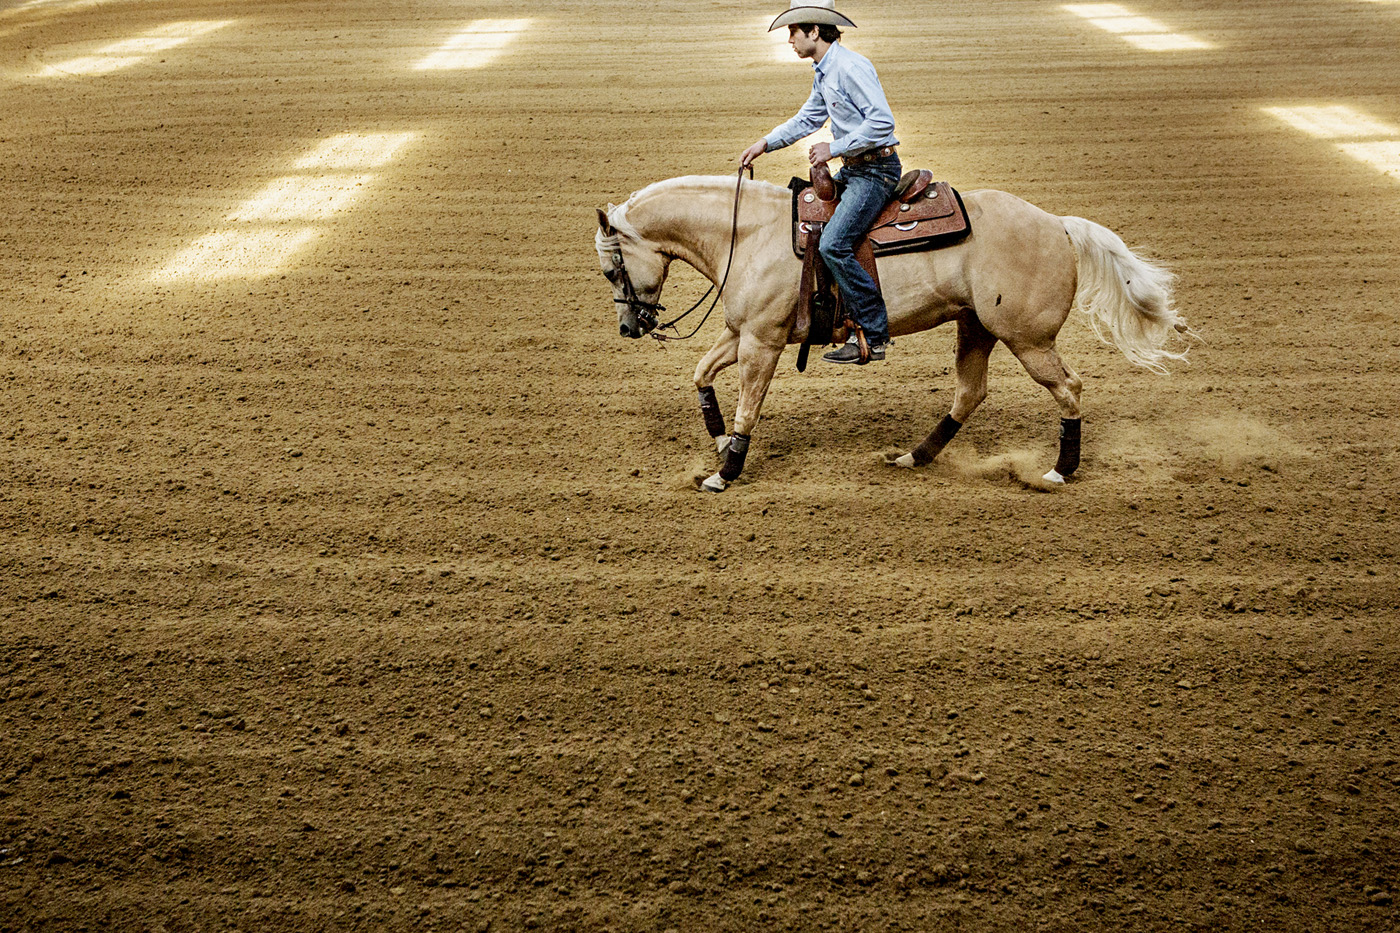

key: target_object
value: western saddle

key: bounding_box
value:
[790,163,971,369]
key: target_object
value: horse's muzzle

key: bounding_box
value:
[617,302,658,339]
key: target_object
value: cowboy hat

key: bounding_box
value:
[768,0,857,31]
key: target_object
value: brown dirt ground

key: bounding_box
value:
[2,0,1399,930]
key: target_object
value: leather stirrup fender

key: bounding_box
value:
[854,238,880,291]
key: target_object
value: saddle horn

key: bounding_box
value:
[811,161,836,201]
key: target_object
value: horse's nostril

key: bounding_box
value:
[620,324,630,336]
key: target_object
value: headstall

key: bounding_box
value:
[606,165,752,342]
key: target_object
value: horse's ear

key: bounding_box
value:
[596,208,614,236]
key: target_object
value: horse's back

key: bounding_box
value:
[960,188,1068,235]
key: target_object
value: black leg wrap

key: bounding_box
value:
[697,386,726,438]
[912,414,962,466]
[1055,418,1082,476]
[719,433,751,482]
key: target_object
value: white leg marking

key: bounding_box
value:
[702,472,728,493]
[1043,468,1066,485]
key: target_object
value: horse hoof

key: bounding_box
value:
[1043,469,1066,485]
[716,436,731,455]
[894,453,916,470]
[702,472,727,493]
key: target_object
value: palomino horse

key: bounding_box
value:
[595,174,1189,492]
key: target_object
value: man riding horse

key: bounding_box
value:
[741,0,901,365]
[595,2,1192,492]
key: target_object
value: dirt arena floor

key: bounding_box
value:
[2,0,1398,930]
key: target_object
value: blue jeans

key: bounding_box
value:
[819,152,902,346]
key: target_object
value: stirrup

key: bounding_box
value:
[854,326,870,364]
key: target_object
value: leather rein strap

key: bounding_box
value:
[612,165,751,343]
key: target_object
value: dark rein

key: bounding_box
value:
[611,165,752,342]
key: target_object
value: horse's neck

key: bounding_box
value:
[627,178,780,282]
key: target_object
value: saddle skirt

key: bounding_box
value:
[791,171,971,259]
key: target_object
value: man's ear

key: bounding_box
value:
[596,208,615,236]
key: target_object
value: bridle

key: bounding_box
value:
[606,244,665,335]
[606,165,752,342]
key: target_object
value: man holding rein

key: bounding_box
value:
[741,0,901,364]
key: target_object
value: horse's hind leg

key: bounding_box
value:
[894,316,997,468]
[1008,342,1084,484]
[694,327,740,452]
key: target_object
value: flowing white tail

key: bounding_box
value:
[1062,215,1190,374]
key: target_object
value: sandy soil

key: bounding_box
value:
[2,0,1399,930]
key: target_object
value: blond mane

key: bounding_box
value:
[606,175,789,243]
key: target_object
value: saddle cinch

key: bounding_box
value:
[789,165,971,370]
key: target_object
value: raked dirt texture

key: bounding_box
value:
[1,1,1398,931]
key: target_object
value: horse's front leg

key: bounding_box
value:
[694,327,740,453]
[702,335,784,493]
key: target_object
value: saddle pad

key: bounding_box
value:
[791,179,971,258]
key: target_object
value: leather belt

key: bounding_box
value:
[842,145,896,166]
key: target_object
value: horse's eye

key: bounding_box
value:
[603,269,618,283]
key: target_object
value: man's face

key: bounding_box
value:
[788,25,820,59]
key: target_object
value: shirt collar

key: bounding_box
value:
[813,40,841,77]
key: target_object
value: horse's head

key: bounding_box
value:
[595,206,671,339]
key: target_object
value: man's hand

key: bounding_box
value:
[740,138,768,168]
[808,142,832,166]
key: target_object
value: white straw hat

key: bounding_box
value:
[768,0,858,31]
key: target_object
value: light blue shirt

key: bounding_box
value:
[764,41,899,159]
